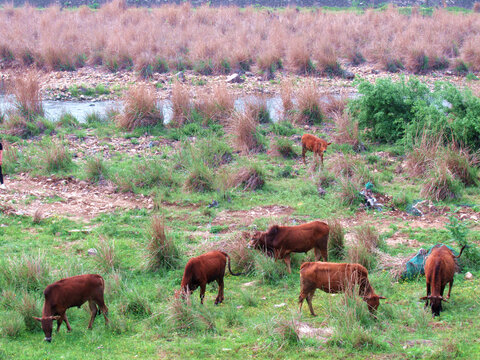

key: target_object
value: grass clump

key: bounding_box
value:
[165,296,216,334]
[85,156,108,183]
[230,165,265,191]
[16,292,40,332]
[0,312,24,338]
[39,139,73,174]
[0,254,51,292]
[184,161,215,193]
[119,291,152,318]
[296,81,323,125]
[253,252,289,285]
[9,72,44,120]
[421,162,463,201]
[347,225,380,270]
[146,216,180,271]
[116,84,162,130]
[93,237,120,273]
[327,219,345,260]
[228,110,264,154]
[271,138,296,158]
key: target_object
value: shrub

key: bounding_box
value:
[271,138,296,158]
[119,291,152,318]
[85,156,108,182]
[328,220,345,260]
[421,162,463,201]
[230,165,265,191]
[246,97,271,124]
[253,252,289,285]
[116,84,162,130]
[58,113,79,129]
[333,111,360,148]
[170,81,191,127]
[228,110,264,154]
[9,72,44,120]
[184,161,215,193]
[296,82,323,125]
[39,139,73,174]
[165,296,216,333]
[0,312,24,338]
[17,292,41,332]
[0,253,51,292]
[94,236,120,273]
[146,216,181,271]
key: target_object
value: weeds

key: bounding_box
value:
[146,216,180,271]
[328,220,345,260]
[9,72,44,120]
[85,156,109,183]
[116,84,162,130]
[421,162,463,201]
[296,81,323,125]
[94,236,120,273]
[229,110,264,154]
[271,138,296,158]
[0,253,51,292]
[230,165,265,191]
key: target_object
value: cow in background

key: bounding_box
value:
[301,134,331,168]
[34,274,109,342]
[421,244,466,316]
[248,221,329,273]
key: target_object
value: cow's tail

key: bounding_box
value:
[454,244,467,258]
[222,252,242,276]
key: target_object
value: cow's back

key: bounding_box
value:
[182,251,227,286]
[45,274,104,311]
[275,221,329,252]
[300,262,367,293]
[425,246,456,285]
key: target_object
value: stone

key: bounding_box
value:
[465,272,473,280]
[317,186,326,196]
[343,71,355,80]
[226,73,244,83]
[88,248,98,256]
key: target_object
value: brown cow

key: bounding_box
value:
[180,251,241,305]
[420,244,466,317]
[301,134,331,167]
[248,221,329,273]
[299,262,386,316]
[34,274,109,342]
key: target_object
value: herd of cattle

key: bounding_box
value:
[33,219,466,342]
[30,134,467,342]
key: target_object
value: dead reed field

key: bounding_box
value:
[1,2,480,75]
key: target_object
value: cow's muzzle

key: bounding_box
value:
[44,337,52,342]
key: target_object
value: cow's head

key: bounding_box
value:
[33,315,61,342]
[248,231,267,250]
[363,294,386,313]
[315,141,332,155]
[420,295,447,317]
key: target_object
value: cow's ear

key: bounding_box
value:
[327,142,332,146]
[33,317,42,322]
[267,225,279,237]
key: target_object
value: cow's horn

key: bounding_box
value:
[441,296,449,302]
[378,296,387,300]
[33,316,42,322]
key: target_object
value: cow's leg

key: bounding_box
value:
[200,283,206,305]
[306,291,317,316]
[215,278,224,305]
[87,300,98,329]
[446,280,453,299]
[283,255,292,274]
[302,145,307,165]
[95,296,109,326]
[64,314,72,332]
[320,153,324,169]
[425,282,431,307]
[56,313,64,332]
[315,247,328,262]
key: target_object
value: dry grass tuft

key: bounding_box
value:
[229,110,263,154]
[327,219,345,260]
[332,111,360,147]
[94,236,120,273]
[194,83,234,124]
[170,81,192,127]
[9,72,43,120]
[329,153,358,178]
[420,162,463,201]
[280,80,294,121]
[146,216,180,270]
[230,166,265,191]
[296,81,323,125]
[209,232,255,274]
[347,225,379,270]
[116,84,162,130]
[32,209,43,224]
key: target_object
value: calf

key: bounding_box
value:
[301,134,331,167]
[180,251,241,305]
[34,274,109,342]
[420,244,466,317]
[299,262,386,316]
[248,221,329,273]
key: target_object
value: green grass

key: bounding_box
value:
[2,84,480,359]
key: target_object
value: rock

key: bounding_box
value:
[317,186,326,196]
[176,71,185,82]
[245,72,254,77]
[226,73,244,83]
[274,303,286,308]
[304,125,310,130]
[371,69,379,74]
[465,272,473,280]
[343,71,355,80]
[148,141,160,148]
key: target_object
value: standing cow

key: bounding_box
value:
[299,262,386,316]
[248,221,329,273]
[301,134,331,168]
[180,251,241,305]
[421,244,466,316]
[34,274,109,342]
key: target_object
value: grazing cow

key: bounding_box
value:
[34,274,109,342]
[180,251,241,305]
[248,221,329,273]
[301,134,331,167]
[298,262,386,316]
[420,244,466,317]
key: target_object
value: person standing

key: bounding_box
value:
[0,140,5,190]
